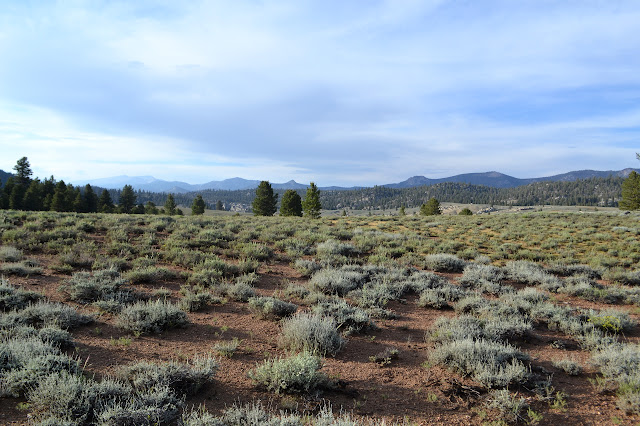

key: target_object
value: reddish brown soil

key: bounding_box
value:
[2,256,640,425]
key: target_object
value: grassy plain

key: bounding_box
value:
[1,208,639,425]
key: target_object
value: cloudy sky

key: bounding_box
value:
[1,1,639,186]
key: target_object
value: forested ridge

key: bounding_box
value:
[129,176,623,211]
[0,157,626,213]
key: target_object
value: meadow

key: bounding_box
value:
[1,208,640,425]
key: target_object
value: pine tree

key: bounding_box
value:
[280,190,302,217]
[119,185,136,213]
[252,181,278,216]
[398,205,406,216]
[191,194,206,215]
[164,193,177,215]
[73,190,86,212]
[620,171,640,210]
[216,200,224,211]
[98,189,115,213]
[50,181,69,212]
[22,179,42,211]
[144,201,159,215]
[84,184,98,213]
[13,157,32,186]
[420,198,441,216]
[302,182,321,219]
[459,207,473,215]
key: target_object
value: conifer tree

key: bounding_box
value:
[84,184,98,213]
[22,179,42,211]
[191,194,206,215]
[98,189,114,213]
[119,185,136,213]
[280,190,303,216]
[164,193,178,215]
[252,181,278,216]
[13,157,32,186]
[420,198,441,216]
[302,182,321,219]
[620,171,640,210]
[50,181,69,212]
[216,200,224,211]
[144,201,159,215]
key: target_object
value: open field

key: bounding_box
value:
[1,209,640,425]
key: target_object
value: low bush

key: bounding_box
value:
[116,300,188,334]
[59,269,138,306]
[0,279,43,311]
[0,259,43,276]
[484,389,529,424]
[179,289,219,312]
[125,266,181,284]
[293,259,322,277]
[248,352,332,394]
[0,245,22,262]
[0,301,93,329]
[280,312,345,356]
[118,355,218,396]
[429,338,529,388]
[310,267,368,296]
[552,359,583,376]
[311,299,376,335]
[248,296,298,319]
[423,254,466,273]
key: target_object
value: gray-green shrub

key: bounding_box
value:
[248,352,332,394]
[280,312,345,356]
[116,300,188,334]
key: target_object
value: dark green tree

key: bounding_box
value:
[22,179,42,211]
[84,184,98,213]
[13,157,32,186]
[280,190,302,217]
[41,177,55,211]
[119,185,136,214]
[620,171,640,210]
[459,207,473,215]
[302,182,321,219]
[50,181,69,212]
[216,200,224,211]
[252,181,278,216]
[420,198,441,216]
[398,205,406,216]
[164,194,178,215]
[191,194,206,215]
[98,189,115,213]
[9,184,25,210]
[144,201,159,215]
[72,189,86,212]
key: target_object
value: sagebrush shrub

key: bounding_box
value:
[311,300,375,335]
[248,296,298,319]
[0,279,43,311]
[280,312,345,356]
[118,355,218,396]
[248,352,332,394]
[0,301,93,329]
[423,254,466,272]
[430,338,529,388]
[116,300,188,334]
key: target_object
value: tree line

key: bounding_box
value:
[0,157,208,215]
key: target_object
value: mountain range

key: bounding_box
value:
[63,168,639,193]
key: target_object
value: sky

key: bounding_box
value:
[0,0,639,187]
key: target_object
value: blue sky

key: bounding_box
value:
[0,1,639,186]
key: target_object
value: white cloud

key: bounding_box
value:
[0,1,639,186]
